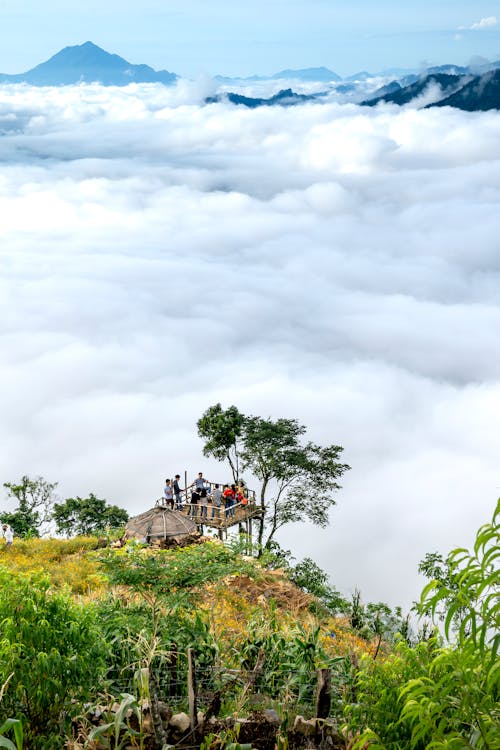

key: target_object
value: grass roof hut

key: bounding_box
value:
[125,506,200,547]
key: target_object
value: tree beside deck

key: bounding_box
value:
[197,404,350,550]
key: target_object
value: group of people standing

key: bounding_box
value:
[162,474,185,510]
[162,472,250,521]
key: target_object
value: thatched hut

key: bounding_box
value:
[125,506,200,546]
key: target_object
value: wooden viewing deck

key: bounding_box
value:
[181,500,264,533]
[157,478,265,543]
[155,494,264,542]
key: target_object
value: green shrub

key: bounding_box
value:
[401,499,500,749]
[344,638,437,749]
[344,499,500,750]
[0,567,107,748]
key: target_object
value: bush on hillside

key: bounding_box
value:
[0,567,107,749]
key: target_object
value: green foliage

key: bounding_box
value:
[345,499,500,750]
[346,588,413,646]
[0,719,23,750]
[242,414,349,546]
[99,540,258,598]
[200,723,253,750]
[197,404,350,549]
[260,543,348,614]
[86,694,141,749]
[238,603,333,706]
[401,499,500,749]
[96,542,259,696]
[52,492,129,536]
[290,556,348,614]
[1,476,57,537]
[198,403,246,482]
[0,567,107,748]
[344,639,437,749]
[96,591,220,700]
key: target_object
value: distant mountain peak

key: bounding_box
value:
[0,42,178,87]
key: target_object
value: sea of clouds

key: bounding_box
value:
[1,80,499,611]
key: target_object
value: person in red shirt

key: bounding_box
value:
[223,484,235,517]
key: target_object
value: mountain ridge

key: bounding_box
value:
[361,68,500,111]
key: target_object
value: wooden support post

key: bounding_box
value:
[187,647,198,732]
[248,517,252,553]
[315,667,331,719]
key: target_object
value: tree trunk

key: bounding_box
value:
[257,478,268,554]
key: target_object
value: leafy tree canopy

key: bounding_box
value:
[1,475,58,537]
[197,404,350,549]
[197,403,246,482]
[52,493,129,537]
[289,556,349,614]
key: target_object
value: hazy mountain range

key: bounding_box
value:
[1,42,500,111]
[217,66,342,83]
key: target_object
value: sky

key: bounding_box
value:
[0,78,499,615]
[0,2,500,76]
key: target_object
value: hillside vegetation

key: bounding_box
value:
[0,500,498,749]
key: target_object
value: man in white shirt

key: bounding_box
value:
[192,472,208,492]
[163,479,174,509]
[2,524,13,548]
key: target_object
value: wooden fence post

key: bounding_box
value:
[315,667,331,719]
[187,647,198,732]
[149,667,168,748]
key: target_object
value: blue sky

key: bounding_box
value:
[1,1,500,76]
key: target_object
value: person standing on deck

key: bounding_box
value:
[192,472,208,492]
[211,484,222,518]
[173,475,183,509]
[223,484,235,517]
[237,481,248,506]
[199,487,208,519]
[163,479,174,509]
[189,488,200,518]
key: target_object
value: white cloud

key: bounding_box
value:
[0,82,499,612]
[463,16,498,30]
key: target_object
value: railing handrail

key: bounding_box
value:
[163,481,257,502]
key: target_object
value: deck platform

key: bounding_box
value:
[179,501,264,540]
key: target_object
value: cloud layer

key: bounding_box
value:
[1,82,499,611]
